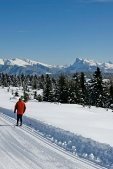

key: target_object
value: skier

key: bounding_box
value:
[14,98,26,126]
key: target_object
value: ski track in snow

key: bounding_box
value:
[0,113,105,169]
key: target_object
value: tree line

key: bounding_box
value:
[0,67,113,108]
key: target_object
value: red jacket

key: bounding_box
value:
[14,100,26,115]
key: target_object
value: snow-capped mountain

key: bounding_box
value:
[0,57,113,75]
[0,58,66,75]
[65,58,113,74]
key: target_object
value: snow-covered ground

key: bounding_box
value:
[0,87,113,168]
[1,87,113,147]
[1,114,98,169]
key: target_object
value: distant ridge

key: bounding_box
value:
[0,57,113,75]
[64,58,113,74]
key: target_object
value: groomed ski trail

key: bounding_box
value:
[0,112,106,169]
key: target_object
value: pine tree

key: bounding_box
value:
[89,67,104,107]
[68,73,79,104]
[109,83,113,106]
[34,91,37,99]
[32,75,38,89]
[39,75,45,89]
[56,74,68,103]
[43,74,53,102]
[79,72,87,105]
[72,73,82,104]
[68,79,75,103]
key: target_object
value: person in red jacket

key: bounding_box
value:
[14,98,26,126]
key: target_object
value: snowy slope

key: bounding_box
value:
[0,87,113,168]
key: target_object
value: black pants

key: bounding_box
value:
[17,114,22,125]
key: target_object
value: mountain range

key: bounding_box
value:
[0,57,113,75]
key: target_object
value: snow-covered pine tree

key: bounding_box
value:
[31,75,38,89]
[72,73,82,104]
[68,78,76,103]
[38,74,45,89]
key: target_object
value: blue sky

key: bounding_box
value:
[0,0,113,65]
